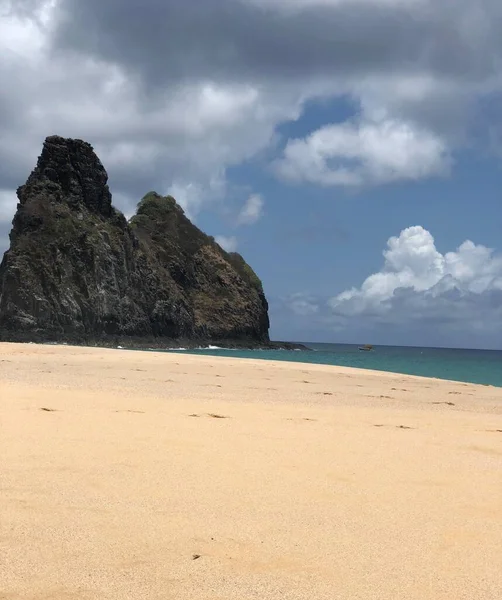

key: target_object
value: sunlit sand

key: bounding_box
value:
[2,343,501,599]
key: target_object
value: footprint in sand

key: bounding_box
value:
[40,407,58,412]
[373,424,415,429]
[207,413,229,419]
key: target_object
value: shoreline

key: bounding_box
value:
[0,332,310,352]
[2,338,501,389]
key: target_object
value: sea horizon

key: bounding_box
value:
[167,341,502,388]
[299,340,502,353]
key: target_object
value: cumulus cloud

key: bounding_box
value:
[274,117,450,186]
[237,194,264,226]
[329,226,502,327]
[270,227,502,346]
[166,175,228,222]
[287,292,320,316]
[1,0,502,255]
[215,235,238,253]
[213,194,264,254]
[0,0,304,239]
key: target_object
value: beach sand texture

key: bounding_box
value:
[1,342,501,599]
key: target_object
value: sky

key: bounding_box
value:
[1,0,502,349]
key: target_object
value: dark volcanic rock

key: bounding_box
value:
[0,136,270,346]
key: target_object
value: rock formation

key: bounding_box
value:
[0,136,271,347]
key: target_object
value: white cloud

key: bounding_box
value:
[0,189,17,221]
[0,5,305,236]
[237,194,264,226]
[215,235,238,253]
[0,188,16,250]
[274,117,451,187]
[329,226,502,322]
[210,194,264,253]
[0,0,55,57]
[287,292,320,316]
[166,174,226,222]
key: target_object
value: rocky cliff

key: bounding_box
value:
[0,136,270,347]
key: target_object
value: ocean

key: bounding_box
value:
[168,342,502,388]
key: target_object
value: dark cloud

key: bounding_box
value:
[50,0,502,91]
[52,0,429,86]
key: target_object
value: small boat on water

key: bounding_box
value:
[358,344,373,351]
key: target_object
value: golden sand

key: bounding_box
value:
[1,342,501,599]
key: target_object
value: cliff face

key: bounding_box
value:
[0,136,270,346]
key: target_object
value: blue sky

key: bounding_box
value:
[197,97,502,348]
[1,0,502,348]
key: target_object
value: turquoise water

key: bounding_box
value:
[169,343,502,388]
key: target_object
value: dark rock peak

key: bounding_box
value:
[18,135,112,217]
[0,136,270,347]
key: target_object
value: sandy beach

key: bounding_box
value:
[1,342,501,599]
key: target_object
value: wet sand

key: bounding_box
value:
[1,342,501,599]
